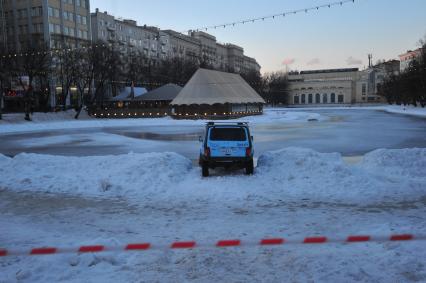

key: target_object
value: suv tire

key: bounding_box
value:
[202,163,209,177]
[245,159,254,175]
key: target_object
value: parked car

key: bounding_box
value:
[198,122,254,177]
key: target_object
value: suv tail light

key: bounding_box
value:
[204,147,211,157]
[246,147,251,157]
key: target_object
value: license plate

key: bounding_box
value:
[223,148,233,154]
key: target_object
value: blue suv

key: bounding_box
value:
[199,122,254,177]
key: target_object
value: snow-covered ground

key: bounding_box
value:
[381,104,426,118]
[1,105,424,136]
[289,104,426,118]
[1,147,425,282]
[0,109,324,135]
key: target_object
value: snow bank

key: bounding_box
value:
[361,148,426,178]
[0,152,192,198]
[0,147,424,204]
[382,105,426,118]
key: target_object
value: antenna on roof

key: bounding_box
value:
[368,54,372,68]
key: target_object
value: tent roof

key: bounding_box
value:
[110,87,147,101]
[171,68,265,106]
[133,83,182,101]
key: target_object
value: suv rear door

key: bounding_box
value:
[207,126,249,158]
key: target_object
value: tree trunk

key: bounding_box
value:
[74,87,84,119]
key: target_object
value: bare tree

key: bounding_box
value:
[10,45,51,121]
[126,50,146,85]
[56,46,79,111]
[73,47,93,119]
[263,71,289,106]
[0,48,12,119]
[89,42,122,107]
[379,38,426,107]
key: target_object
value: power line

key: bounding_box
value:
[0,0,359,58]
[185,0,357,33]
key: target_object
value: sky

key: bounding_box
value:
[90,0,426,73]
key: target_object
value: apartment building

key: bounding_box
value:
[90,10,261,74]
[189,31,260,73]
[399,48,422,72]
[0,0,91,51]
[161,29,199,62]
[91,9,162,64]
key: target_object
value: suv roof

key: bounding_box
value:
[206,122,249,126]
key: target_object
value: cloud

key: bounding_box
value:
[282,58,295,65]
[346,56,363,65]
[307,58,321,65]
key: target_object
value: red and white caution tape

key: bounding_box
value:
[1,234,424,257]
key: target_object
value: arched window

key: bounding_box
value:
[294,95,299,104]
[301,94,306,104]
[338,94,344,103]
[315,93,320,103]
[330,93,336,103]
[308,94,313,104]
[323,93,328,104]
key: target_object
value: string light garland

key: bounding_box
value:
[186,0,356,33]
[1,0,358,59]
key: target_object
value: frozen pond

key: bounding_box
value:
[0,109,425,159]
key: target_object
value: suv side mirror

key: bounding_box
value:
[199,136,203,142]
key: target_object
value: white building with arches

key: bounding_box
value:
[288,68,360,106]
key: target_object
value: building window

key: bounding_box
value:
[308,94,313,104]
[330,93,336,103]
[362,84,366,95]
[31,7,43,17]
[82,16,87,25]
[48,7,53,17]
[338,95,344,103]
[19,9,28,19]
[301,94,306,104]
[76,14,81,24]
[55,24,61,34]
[315,93,320,103]
[323,93,328,104]
[294,95,299,104]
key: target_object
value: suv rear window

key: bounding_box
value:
[209,127,247,141]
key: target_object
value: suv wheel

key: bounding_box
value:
[245,159,254,175]
[202,163,209,177]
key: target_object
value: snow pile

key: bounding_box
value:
[0,147,425,204]
[361,148,426,178]
[1,148,426,283]
[0,152,192,198]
